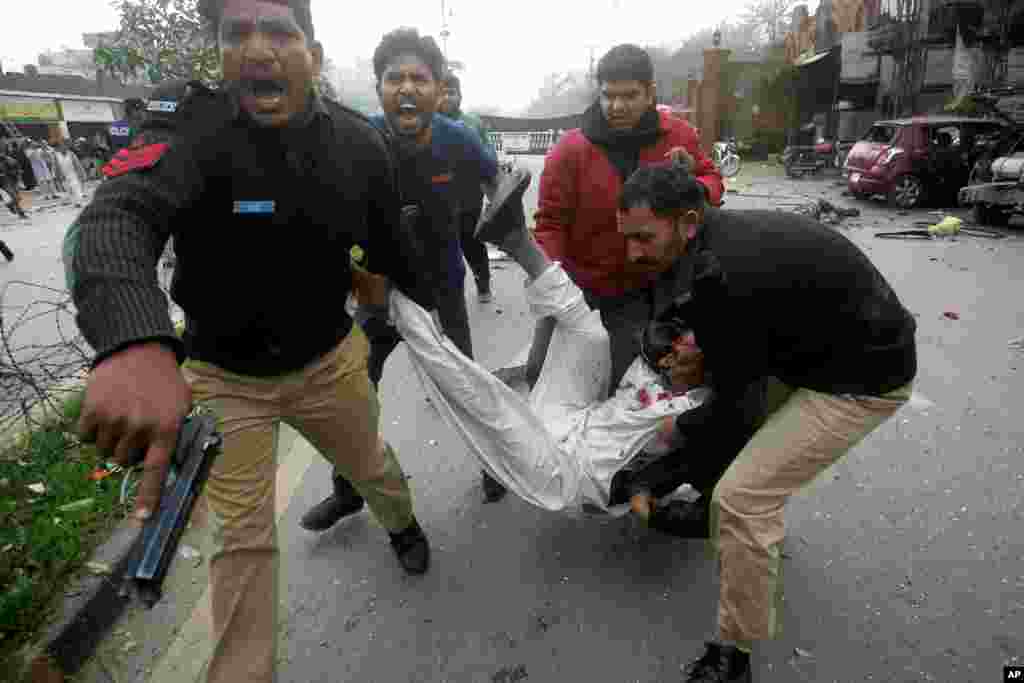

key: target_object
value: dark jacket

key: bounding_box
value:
[672,208,917,443]
[67,83,434,377]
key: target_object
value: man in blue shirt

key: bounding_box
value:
[300,28,506,531]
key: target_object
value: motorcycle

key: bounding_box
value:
[782,138,838,178]
[712,138,741,178]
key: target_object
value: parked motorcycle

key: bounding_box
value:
[782,138,838,178]
[712,138,741,178]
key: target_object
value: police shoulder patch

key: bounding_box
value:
[101,143,170,178]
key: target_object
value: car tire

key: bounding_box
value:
[889,174,924,210]
[972,203,1010,227]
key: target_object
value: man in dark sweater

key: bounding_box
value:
[477,161,915,682]
[611,164,916,682]
[63,2,436,681]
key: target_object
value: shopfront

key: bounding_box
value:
[60,98,119,143]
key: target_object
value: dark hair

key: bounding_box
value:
[372,27,446,83]
[441,72,461,92]
[198,0,315,42]
[597,44,654,84]
[619,162,705,218]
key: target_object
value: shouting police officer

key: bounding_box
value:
[64,2,436,681]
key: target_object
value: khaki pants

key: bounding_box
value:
[710,378,912,644]
[183,326,415,683]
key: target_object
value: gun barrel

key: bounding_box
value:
[123,413,222,607]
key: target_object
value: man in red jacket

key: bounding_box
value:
[529,44,723,389]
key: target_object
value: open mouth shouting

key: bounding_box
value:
[391,99,428,135]
[239,78,289,116]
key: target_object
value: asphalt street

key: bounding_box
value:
[16,157,1024,682]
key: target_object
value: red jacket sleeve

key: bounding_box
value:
[533,135,578,263]
[667,118,724,207]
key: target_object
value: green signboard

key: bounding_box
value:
[0,97,60,122]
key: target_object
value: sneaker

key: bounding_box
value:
[648,499,710,539]
[389,518,431,575]
[477,289,494,304]
[481,470,507,503]
[683,642,751,682]
[299,475,365,531]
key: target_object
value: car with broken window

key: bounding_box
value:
[958,133,1024,226]
[844,116,1009,209]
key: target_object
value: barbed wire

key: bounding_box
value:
[0,242,178,443]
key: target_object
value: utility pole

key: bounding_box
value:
[440,0,451,59]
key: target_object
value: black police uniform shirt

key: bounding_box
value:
[370,113,498,294]
[68,88,433,377]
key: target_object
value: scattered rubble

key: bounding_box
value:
[790,198,861,224]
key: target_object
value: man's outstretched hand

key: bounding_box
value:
[78,342,191,522]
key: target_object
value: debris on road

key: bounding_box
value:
[793,647,815,659]
[791,199,860,225]
[943,311,961,321]
[927,216,962,236]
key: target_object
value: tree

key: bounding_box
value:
[523,71,594,117]
[94,0,219,86]
[741,0,797,46]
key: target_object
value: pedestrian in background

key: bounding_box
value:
[439,71,495,304]
[53,139,88,206]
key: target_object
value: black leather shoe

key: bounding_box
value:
[389,519,430,575]
[683,642,752,682]
[648,498,710,539]
[481,470,508,503]
[299,475,365,532]
[475,168,531,246]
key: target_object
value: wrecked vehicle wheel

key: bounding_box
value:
[889,174,924,209]
[972,203,1011,227]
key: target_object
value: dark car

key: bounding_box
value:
[844,116,1008,209]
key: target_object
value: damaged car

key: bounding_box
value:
[959,134,1024,226]
[844,116,1008,209]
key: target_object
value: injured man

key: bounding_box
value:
[354,168,718,531]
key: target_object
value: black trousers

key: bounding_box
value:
[456,205,490,292]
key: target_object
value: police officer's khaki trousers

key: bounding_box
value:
[182,326,415,683]
[710,378,912,645]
